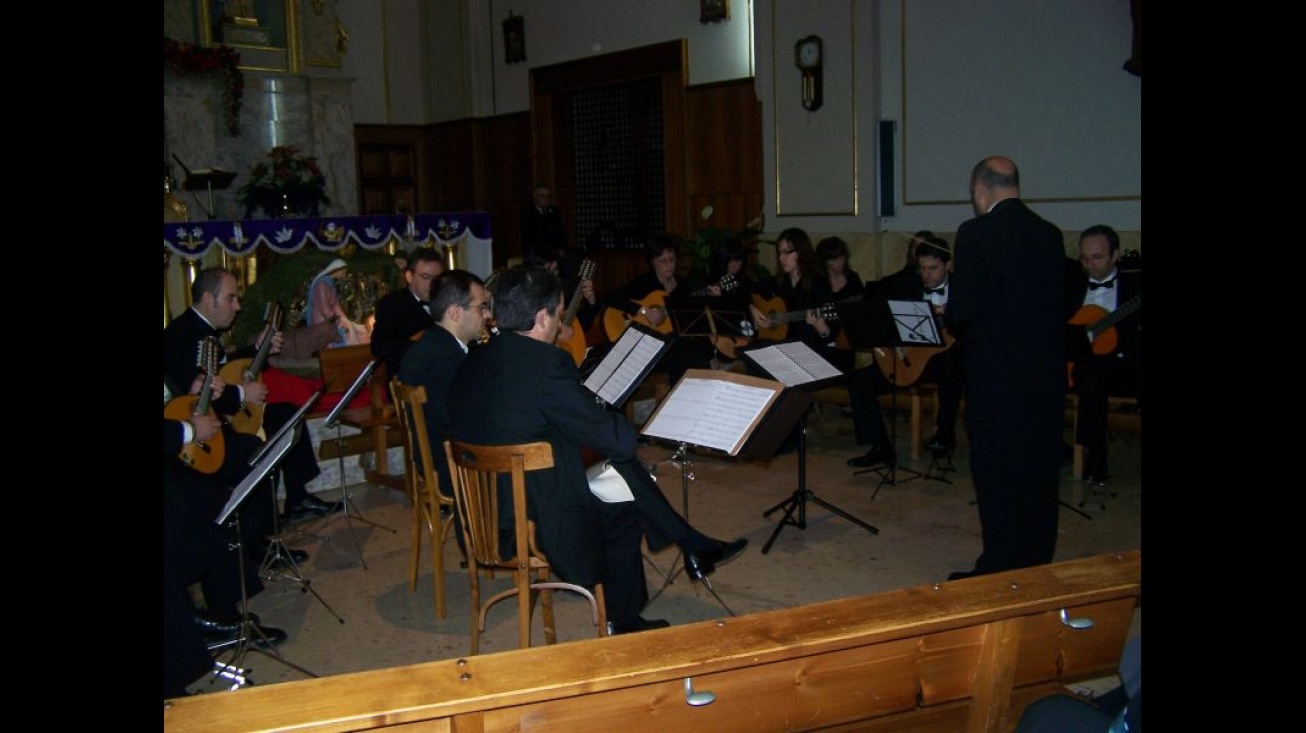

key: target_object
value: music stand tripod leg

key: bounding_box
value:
[260,471,346,623]
[207,513,321,690]
[765,417,879,554]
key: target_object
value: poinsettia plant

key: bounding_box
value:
[163,36,243,136]
[237,146,331,219]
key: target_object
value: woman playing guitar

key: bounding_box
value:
[599,234,714,384]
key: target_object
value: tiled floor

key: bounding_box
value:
[190,403,1142,693]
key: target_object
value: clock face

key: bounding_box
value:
[796,37,822,69]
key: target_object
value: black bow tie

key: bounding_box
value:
[925,286,946,296]
[1087,278,1116,291]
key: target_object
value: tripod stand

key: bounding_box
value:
[852,358,922,498]
[321,358,397,569]
[210,427,323,689]
[645,443,736,616]
[763,407,879,553]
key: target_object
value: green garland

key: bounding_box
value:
[163,36,244,136]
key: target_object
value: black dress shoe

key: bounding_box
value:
[194,609,256,635]
[947,569,980,581]
[847,446,894,468]
[299,495,344,514]
[925,433,955,451]
[684,537,748,582]
[204,623,288,650]
[606,617,671,635]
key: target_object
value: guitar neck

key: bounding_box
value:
[562,262,596,327]
[1089,294,1142,337]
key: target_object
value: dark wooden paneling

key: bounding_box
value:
[354,71,761,275]
[685,79,764,235]
[472,112,533,268]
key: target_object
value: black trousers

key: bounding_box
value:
[965,389,1064,573]
[260,402,323,506]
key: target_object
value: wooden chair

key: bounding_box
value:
[315,344,405,490]
[444,439,606,654]
[390,379,457,620]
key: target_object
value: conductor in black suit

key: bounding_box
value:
[448,266,745,635]
[371,247,444,379]
[944,156,1067,579]
[1068,224,1141,484]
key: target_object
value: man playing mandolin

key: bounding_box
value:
[1068,225,1141,485]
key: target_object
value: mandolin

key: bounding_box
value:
[164,337,226,474]
[220,302,282,438]
[749,294,840,343]
[555,259,597,366]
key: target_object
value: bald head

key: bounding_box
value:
[969,156,1021,215]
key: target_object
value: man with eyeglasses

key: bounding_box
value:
[396,269,491,502]
[372,247,446,379]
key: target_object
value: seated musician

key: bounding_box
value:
[449,265,747,635]
[1068,224,1141,485]
[371,247,445,379]
[164,268,342,530]
[164,390,287,698]
[601,234,713,385]
[526,245,600,356]
[886,234,964,451]
[747,228,895,467]
[816,236,865,302]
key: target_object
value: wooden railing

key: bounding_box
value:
[164,551,1140,733]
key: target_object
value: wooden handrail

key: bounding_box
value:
[164,551,1140,733]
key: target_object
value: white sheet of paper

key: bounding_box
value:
[744,341,842,387]
[583,327,664,405]
[641,377,776,454]
[585,461,635,503]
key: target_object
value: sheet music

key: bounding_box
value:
[641,377,777,454]
[583,327,665,405]
[219,425,297,525]
[744,341,842,387]
[887,300,942,345]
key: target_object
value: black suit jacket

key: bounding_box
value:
[1072,268,1141,362]
[946,198,1066,397]
[520,204,568,251]
[448,332,641,586]
[396,325,467,497]
[372,286,434,380]
[163,308,247,417]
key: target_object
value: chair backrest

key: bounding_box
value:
[389,379,425,500]
[318,343,389,414]
[444,440,554,571]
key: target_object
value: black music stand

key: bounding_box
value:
[582,322,672,410]
[640,370,799,611]
[837,298,943,496]
[211,422,320,689]
[665,294,756,361]
[247,386,345,622]
[322,357,396,570]
[739,346,881,552]
[172,153,236,221]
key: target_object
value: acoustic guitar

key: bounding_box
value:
[1066,294,1141,386]
[603,291,673,342]
[603,275,745,342]
[163,337,226,474]
[749,294,840,342]
[555,259,597,366]
[870,329,956,388]
[220,302,282,437]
